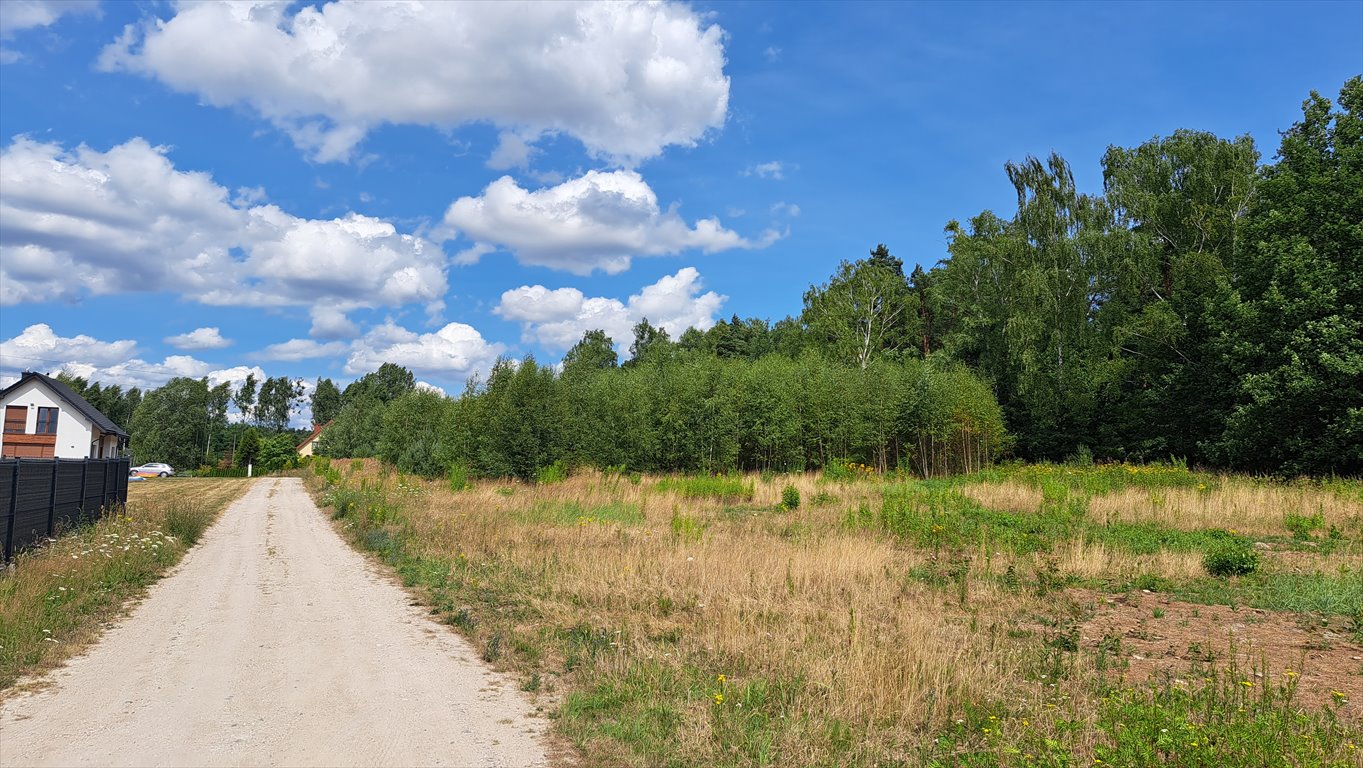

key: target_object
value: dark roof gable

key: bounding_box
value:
[0,372,129,438]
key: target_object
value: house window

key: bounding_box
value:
[3,406,25,433]
[35,407,59,435]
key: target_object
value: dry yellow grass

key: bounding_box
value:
[321,470,1095,763]
[316,464,1363,765]
[0,477,249,691]
[960,479,1363,538]
[959,481,1045,516]
[1086,483,1363,536]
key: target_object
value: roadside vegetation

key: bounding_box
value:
[311,458,1362,766]
[0,478,249,690]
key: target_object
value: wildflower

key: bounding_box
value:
[716,674,726,683]
[713,693,724,705]
[1240,681,1253,687]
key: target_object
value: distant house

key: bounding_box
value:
[0,372,129,459]
[296,421,331,458]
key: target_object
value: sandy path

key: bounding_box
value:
[0,478,550,767]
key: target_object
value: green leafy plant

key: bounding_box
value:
[781,484,801,509]
[1283,510,1324,540]
[448,462,471,492]
[1203,540,1259,577]
[536,460,569,485]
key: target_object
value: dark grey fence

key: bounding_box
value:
[1,457,131,561]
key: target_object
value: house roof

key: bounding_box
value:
[297,420,332,451]
[0,371,130,438]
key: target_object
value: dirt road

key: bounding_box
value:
[0,478,550,767]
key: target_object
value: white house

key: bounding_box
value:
[0,372,128,459]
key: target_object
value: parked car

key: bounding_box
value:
[130,462,175,478]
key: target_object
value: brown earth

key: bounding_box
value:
[1072,588,1362,719]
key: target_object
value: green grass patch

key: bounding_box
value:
[969,460,1210,494]
[1085,667,1360,767]
[562,661,804,768]
[874,482,1255,560]
[516,501,645,526]
[656,475,754,501]
[1172,570,1363,616]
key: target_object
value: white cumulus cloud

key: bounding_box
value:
[444,170,779,275]
[0,137,447,332]
[99,0,730,166]
[1,0,99,61]
[0,323,260,393]
[257,339,350,362]
[165,327,232,350]
[495,267,725,353]
[744,161,786,180]
[344,321,506,384]
[1,323,137,371]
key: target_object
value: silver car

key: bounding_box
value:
[130,462,175,477]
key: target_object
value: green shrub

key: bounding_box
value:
[781,484,800,509]
[1283,510,1323,540]
[670,511,706,541]
[536,460,568,485]
[189,466,251,478]
[448,462,471,492]
[822,459,854,482]
[1203,540,1259,577]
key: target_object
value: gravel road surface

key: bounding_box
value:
[0,478,550,767]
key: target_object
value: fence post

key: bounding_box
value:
[46,459,59,537]
[4,460,18,562]
[78,458,89,523]
[99,459,110,513]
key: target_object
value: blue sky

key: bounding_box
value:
[1,0,1359,421]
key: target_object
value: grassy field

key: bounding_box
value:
[0,477,250,691]
[309,459,1363,767]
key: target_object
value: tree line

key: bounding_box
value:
[57,372,310,473]
[316,357,1007,481]
[66,78,1359,478]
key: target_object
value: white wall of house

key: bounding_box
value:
[0,378,98,459]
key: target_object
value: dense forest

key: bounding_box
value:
[82,78,1360,479]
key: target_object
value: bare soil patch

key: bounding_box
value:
[1073,588,1362,719]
